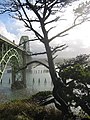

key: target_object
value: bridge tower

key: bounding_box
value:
[19,36,31,86]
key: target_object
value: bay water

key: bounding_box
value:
[0,65,53,103]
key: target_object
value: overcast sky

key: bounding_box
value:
[0,0,90,58]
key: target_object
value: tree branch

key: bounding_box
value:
[47,26,56,33]
[45,16,60,25]
[49,21,83,42]
[18,38,39,46]
[17,0,44,42]
[52,44,68,55]
[17,60,49,72]
[30,51,47,56]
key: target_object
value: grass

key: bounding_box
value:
[0,91,89,120]
[0,91,62,120]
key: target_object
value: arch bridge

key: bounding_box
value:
[0,34,31,89]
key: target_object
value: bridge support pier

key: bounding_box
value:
[11,37,27,89]
[11,52,26,89]
[11,64,26,89]
[12,67,16,84]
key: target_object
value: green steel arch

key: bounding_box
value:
[0,48,22,80]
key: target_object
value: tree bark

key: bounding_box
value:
[44,39,57,85]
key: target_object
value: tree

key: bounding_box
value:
[58,54,90,117]
[0,0,90,119]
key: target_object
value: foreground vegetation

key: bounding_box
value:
[0,91,89,120]
[0,91,62,120]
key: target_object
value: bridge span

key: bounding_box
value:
[0,34,31,89]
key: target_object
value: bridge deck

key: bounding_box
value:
[0,34,23,51]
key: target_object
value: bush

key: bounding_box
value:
[0,91,54,120]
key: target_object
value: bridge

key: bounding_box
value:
[0,34,31,89]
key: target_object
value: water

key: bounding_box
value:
[0,65,53,103]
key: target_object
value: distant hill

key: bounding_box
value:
[31,57,70,65]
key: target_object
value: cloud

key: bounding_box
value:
[0,21,18,43]
[0,0,90,58]
[0,19,46,56]
[0,17,90,58]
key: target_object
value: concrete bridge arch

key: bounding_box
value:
[0,34,31,88]
[0,48,22,80]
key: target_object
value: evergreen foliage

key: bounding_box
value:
[58,54,90,116]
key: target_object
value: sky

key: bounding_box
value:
[0,0,90,58]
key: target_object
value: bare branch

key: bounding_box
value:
[17,0,44,42]
[53,55,58,60]
[49,19,84,42]
[47,26,56,33]
[43,0,47,19]
[17,60,49,72]
[52,44,68,55]
[18,39,39,46]
[0,0,19,14]
[32,63,41,68]
[59,33,68,37]
[43,0,58,21]
[30,51,47,56]
[11,14,40,23]
[45,16,60,25]
[27,44,68,57]
[73,13,87,25]
[26,0,42,20]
